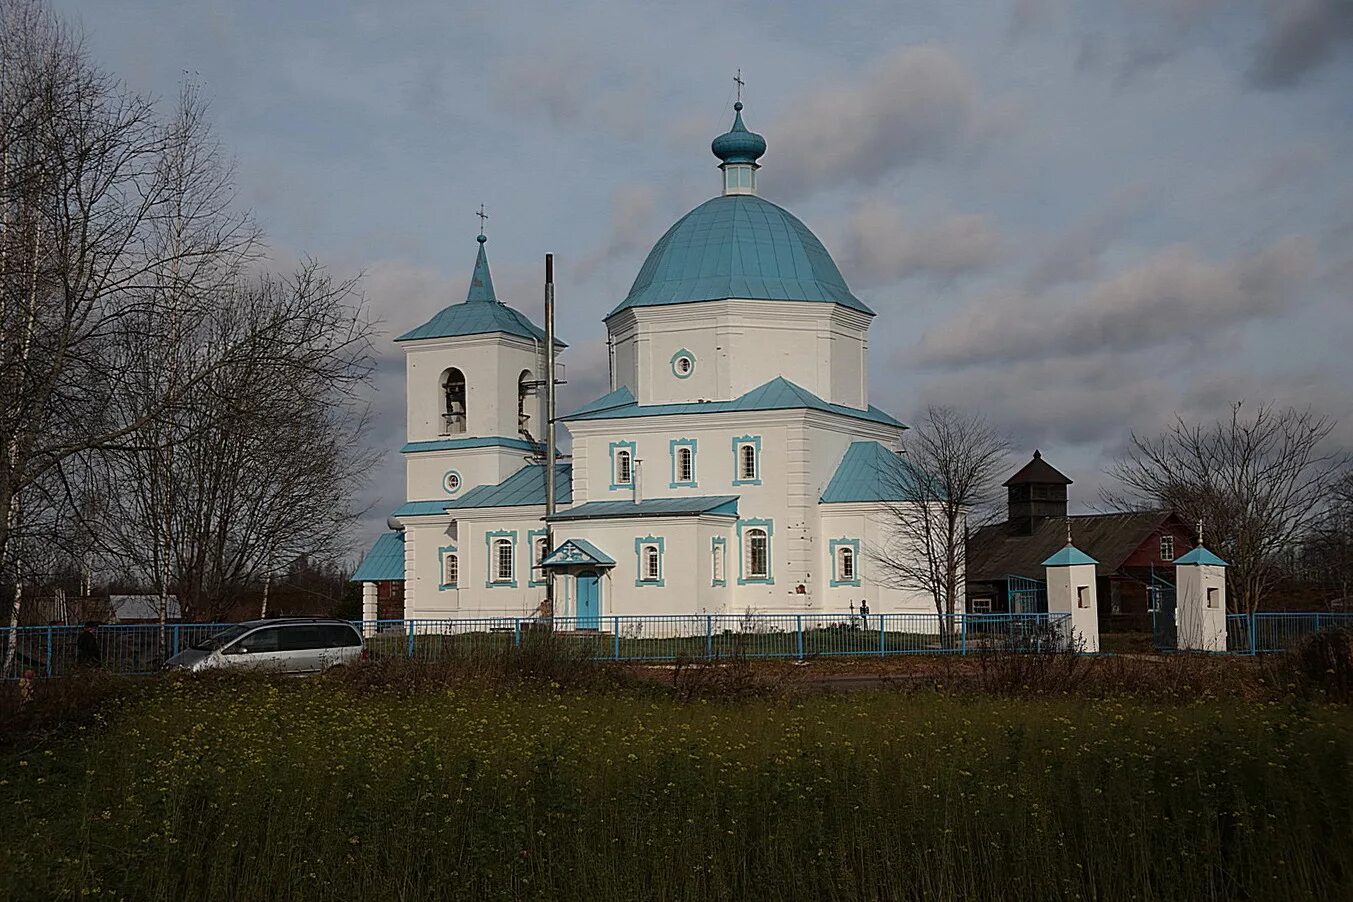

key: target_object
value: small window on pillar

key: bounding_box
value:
[442,368,466,434]
[1077,586,1089,609]
[1207,587,1219,609]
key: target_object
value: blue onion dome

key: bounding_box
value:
[711,101,767,165]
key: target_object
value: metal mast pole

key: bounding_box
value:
[543,254,557,618]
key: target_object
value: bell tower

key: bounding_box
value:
[1004,450,1072,536]
[395,226,564,503]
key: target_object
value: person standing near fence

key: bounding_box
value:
[76,622,102,669]
[859,600,870,631]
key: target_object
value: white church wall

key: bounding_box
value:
[606,300,869,408]
[404,446,535,502]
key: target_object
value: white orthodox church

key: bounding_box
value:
[352,101,938,626]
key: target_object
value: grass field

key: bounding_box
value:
[3,655,1352,901]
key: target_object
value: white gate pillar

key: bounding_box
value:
[1175,546,1227,651]
[361,581,378,638]
[1042,544,1100,653]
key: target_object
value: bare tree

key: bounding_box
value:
[1105,402,1345,614]
[873,406,1010,639]
[98,264,377,622]
[1302,468,1353,606]
[0,1,258,658]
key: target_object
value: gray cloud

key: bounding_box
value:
[575,183,660,281]
[770,46,980,198]
[839,202,1002,286]
[1249,0,1353,89]
[1023,188,1146,291]
[919,236,1315,368]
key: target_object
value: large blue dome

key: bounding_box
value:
[607,194,872,318]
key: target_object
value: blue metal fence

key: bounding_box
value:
[1227,612,1353,655]
[2,612,1075,678]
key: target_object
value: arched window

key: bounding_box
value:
[641,544,661,582]
[745,528,768,580]
[442,553,458,588]
[837,545,855,582]
[615,449,632,486]
[676,446,693,484]
[517,370,534,440]
[441,368,466,434]
[738,443,758,481]
[492,538,514,583]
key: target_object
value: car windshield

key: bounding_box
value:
[190,624,252,651]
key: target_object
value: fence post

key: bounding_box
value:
[172,625,181,658]
[960,615,967,656]
[705,614,713,660]
[613,616,620,661]
[514,620,522,648]
[45,626,53,677]
[878,615,885,656]
[796,615,804,661]
[406,621,415,659]
[1248,612,1257,656]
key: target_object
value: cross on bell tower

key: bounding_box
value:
[476,203,488,238]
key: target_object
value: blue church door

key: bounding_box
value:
[576,571,600,630]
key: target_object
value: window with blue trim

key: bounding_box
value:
[732,435,761,486]
[439,545,458,590]
[670,438,697,488]
[529,529,548,587]
[485,531,517,588]
[737,519,774,584]
[830,538,861,587]
[610,440,636,490]
[711,537,727,587]
[634,536,665,587]
[670,348,696,379]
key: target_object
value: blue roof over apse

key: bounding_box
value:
[608,194,873,318]
[563,377,905,429]
[820,441,932,503]
[351,531,406,582]
[549,496,739,522]
[1042,545,1099,567]
[396,235,566,347]
[392,464,573,517]
[540,538,617,568]
[1175,546,1228,567]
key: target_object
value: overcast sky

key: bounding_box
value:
[58,0,1353,554]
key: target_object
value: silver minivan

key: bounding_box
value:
[164,618,365,675]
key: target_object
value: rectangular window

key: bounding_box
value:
[1207,587,1219,609]
[641,545,661,581]
[1077,586,1089,609]
[492,539,514,583]
[712,542,725,585]
[1160,535,1175,561]
[635,537,665,587]
[678,448,693,482]
[747,531,768,579]
[442,552,458,588]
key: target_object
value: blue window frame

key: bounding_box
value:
[732,435,762,486]
[670,437,698,488]
[438,545,459,590]
[634,535,665,587]
[737,518,774,585]
[609,440,636,490]
[711,536,727,587]
[829,538,861,587]
[485,530,517,589]
[528,528,548,587]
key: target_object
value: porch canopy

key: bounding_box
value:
[540,538,616,569]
